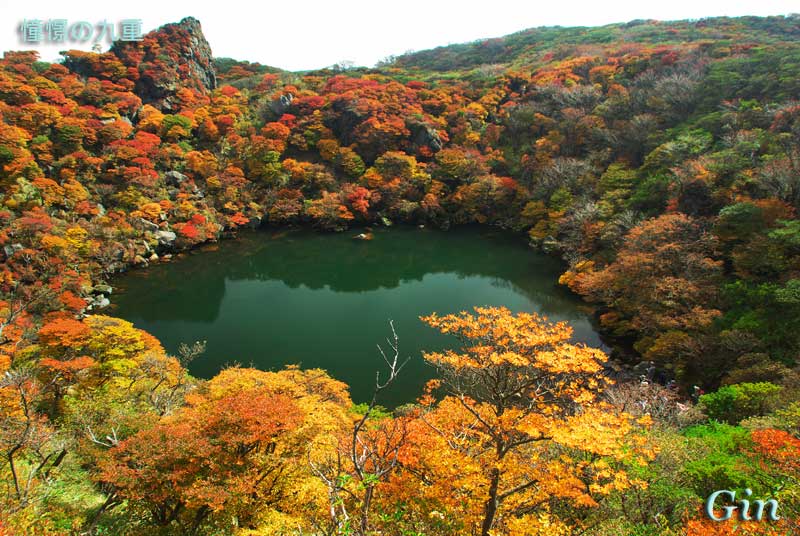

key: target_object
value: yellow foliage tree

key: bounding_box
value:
[394,306,653,535]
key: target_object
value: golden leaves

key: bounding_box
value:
[421,306,606,379]
[410,306,653,533]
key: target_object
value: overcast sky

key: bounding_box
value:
[0,0,797,71]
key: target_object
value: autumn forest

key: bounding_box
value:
[1,13,800,535]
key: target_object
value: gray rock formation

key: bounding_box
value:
[155,230,177,247]
[165,170,188,185]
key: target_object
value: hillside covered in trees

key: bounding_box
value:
[1,14,799,535]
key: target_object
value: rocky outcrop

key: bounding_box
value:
[409,120,443,153]
[110,17,217,111]
[269,93,294,116]
[164,170,188,186]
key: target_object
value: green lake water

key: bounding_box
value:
[110,226,604,406]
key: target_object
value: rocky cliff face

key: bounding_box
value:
[110,17,216,110]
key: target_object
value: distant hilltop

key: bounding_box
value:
[390,14,800,72]
[53,14,800,109]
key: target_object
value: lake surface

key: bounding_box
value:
[111,226,604,406]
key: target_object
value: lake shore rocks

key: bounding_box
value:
[155,230,177,247]
[93,284,113,295]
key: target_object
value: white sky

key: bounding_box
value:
[0,0,797,71]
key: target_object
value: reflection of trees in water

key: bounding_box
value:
[487,276,592,323]
[113,227,588,324]
[111,260,227,323]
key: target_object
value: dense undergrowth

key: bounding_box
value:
[1,14,799,535]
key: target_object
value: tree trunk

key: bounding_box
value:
[84,493,120,534]
[481,467,500,536]
[360,485,374,535]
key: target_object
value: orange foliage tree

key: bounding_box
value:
[566,213,724,382]
[390,306,652,535]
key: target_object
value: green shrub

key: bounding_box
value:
[699,382,782,424]
[682,422,754,495]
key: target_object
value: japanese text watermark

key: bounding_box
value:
[17,19,144,45]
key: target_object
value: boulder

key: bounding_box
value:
[410,122,443,153]
[269,93,294,115]
[93,284,113,295]
[139,218,160,232]
[93,296,110,309]
[154,230,177,247]
[541,237,559,253]
[165,170,188,185]
[3,243,23,258]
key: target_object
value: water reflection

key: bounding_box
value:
[112,226,602,406]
